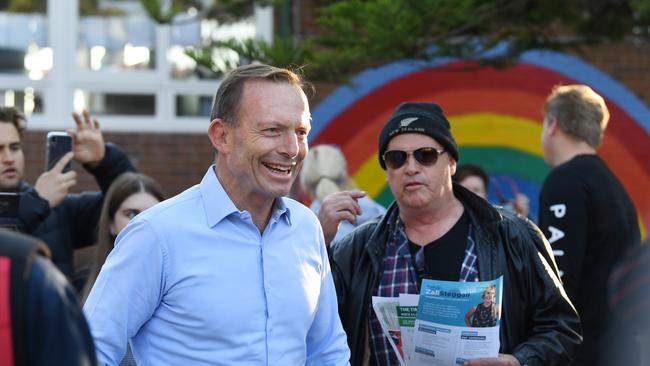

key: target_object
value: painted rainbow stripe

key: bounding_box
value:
[311,50,650,239]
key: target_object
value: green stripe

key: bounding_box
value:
[459,146,549,182]
[376,188,396,208]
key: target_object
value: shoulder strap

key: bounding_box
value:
[0,229,51,366]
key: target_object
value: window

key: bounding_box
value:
[0,0,272,133]
[0,3,50,79]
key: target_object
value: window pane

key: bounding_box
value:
[0,88,44,115]
[0,3,50,78]
[74,90,154,115]
[77,2,155,71]
[176,94,212,117]
[75,1,259,78]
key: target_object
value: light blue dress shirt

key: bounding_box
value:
[83,167,351,366]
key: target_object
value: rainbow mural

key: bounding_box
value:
[310,50,650,239]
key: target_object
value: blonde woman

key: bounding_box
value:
[465,284,501,327]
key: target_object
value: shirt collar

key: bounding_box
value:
[271,196,292,226]
[199,166,292,227]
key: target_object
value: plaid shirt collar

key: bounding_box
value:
[369,207,480,365]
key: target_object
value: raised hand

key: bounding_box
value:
[318,190,366,245]
[69,110,105,167]
[34,152,77,208]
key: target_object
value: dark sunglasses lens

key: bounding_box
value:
[384,151,407,169]
[414,148,439,166]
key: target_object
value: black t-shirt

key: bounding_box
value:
[408,208,470,282]
[538,154,640,365]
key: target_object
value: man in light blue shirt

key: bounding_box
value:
[83,64,351,365]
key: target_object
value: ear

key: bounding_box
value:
[449,157,457,176]
[208,118,231,154]
[547,117,560,136]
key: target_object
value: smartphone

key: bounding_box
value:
[0,192,19,218]
[46,131,73,173]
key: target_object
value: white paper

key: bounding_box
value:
[411,277,503,366]
[398,293,420,365]
[372,296,406,365]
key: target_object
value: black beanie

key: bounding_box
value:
[378,102,459,169]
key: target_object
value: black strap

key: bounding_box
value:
[0,229,50,365]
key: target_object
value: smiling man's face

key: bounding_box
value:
[217,79,310,207]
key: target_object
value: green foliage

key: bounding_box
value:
[140,0,185,24]
[311,0,486,76]
[79,0,124,16]
[5,0,46,13]
[308,0,650,80]
[146,0,650,81]
[5,0,122,16]
[205,0,277,24]
[223,36,311,67]
[184,36,312,77]
[184,46,230,78]
[631,0,650,24]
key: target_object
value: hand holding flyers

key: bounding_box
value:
[372,277,504,365]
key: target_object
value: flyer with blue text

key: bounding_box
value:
[410,277,503,366]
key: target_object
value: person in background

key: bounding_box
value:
[81,172,164,366]
[300,144,386,243]
[83,64,350,365]
[320,101,581,365]
[0,229,97,366]
[82,172,164,300]
[454,164,529,218]
[538,84,640,365]
[0,107,135,289]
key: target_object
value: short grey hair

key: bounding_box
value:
[210,64,312,126]
[544,84,609,148]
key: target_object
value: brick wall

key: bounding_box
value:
[21,131,215,198]
[577,41,650,102]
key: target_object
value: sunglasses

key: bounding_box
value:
[383,147,446,169]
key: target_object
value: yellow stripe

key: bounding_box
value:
[640,215,647,241]
[355,157,387,198]
[450,113,544,157]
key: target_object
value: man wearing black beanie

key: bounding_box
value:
[318,102,582,366]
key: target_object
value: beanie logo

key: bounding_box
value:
[399,117,418,127]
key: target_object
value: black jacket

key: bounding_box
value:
[330,184,582,366]
[1,143,134,278]
[0,229,97,366]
